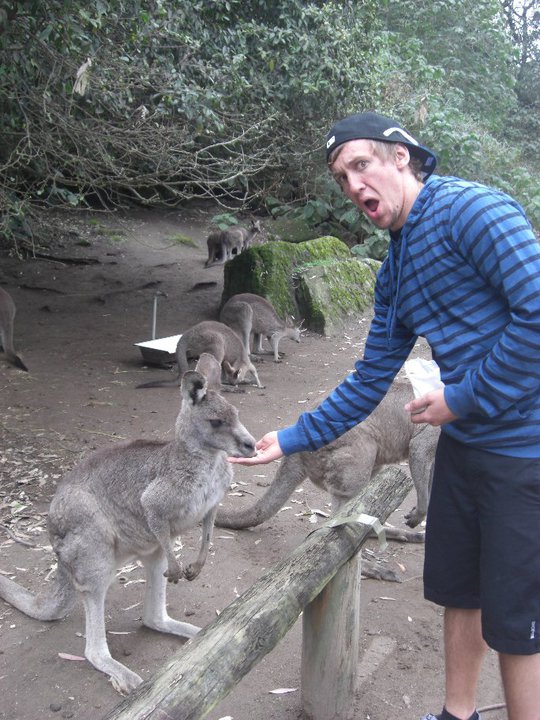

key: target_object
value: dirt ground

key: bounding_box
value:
[0,207,506,720]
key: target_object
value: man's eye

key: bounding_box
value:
[209,419,223,429]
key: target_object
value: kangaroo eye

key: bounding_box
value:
[209,419,223,429]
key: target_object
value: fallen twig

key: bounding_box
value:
[478,703,506,714]
[0,523,38,547]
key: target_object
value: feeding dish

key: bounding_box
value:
[134,334,181,367]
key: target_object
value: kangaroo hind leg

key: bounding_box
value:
[76,543,143,695]
[141,548,200,638]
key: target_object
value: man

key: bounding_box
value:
[230,111,540,720]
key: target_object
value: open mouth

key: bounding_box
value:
[364,198,379,214]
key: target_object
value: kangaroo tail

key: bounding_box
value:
[216,455,305,529]
[0,563,76,621]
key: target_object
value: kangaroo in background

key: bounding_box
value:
[137,320,264,389]
[0,286,28,371]
[0,357,256,694]
[204,220,262,268]
[220,293,303,362]
[217,380,440,581]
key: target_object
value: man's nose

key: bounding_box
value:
[345,173,365,199]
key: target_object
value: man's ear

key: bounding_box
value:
[394,143,411,169]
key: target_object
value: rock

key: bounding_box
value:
[295,257,379,335]
[222,236,379,335]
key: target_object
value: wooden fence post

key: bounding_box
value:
[301,554,362,720]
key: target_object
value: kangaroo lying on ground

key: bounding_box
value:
[220,293,303,362]
[0,286,28,371]
[217,380,440,581]
[204,220,262,268]
[0,356,256,694]
[137,320,264,389]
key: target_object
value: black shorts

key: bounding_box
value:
[424,432,540,655]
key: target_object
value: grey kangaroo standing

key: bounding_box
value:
[0,286,28,371]
[0,357,256,694]
[217,381,440,581]
[204,220,262,268]
[137,320,264,389]
[220,293,303,362]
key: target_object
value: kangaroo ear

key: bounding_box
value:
[194,353,222,392]
[181,370,208,405]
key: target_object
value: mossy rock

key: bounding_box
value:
[294,257,380,335]
[266,215,321,244]
[222,236,351,319]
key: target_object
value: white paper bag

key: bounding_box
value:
[404,358,444,398]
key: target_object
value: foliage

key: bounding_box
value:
[374,0,540,228]
[500,0,540,166]
[288,0,540,256]
[501,0,540,69]
[381,0,518,133]
[211,213,240,230]
[0,0,539,255]
[0,0,383,249]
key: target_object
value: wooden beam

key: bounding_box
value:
[104,465,412,720]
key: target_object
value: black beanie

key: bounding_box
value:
[326,111,437,179]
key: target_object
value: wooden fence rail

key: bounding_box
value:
[104,465,412,720]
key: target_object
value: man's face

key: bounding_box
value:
[329,139,417,232]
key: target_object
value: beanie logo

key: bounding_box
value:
[383,127,419,146]
[326,135,336,150]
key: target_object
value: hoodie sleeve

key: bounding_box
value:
[443,187,540,419]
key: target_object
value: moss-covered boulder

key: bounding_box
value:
[294,257,380,335]
[265,215,322,244]
[222,236,351,319]
[222,237,381,335]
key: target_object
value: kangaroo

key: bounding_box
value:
[0,286,28,371]
[137,320,264,389]
[204,220,262,268]
[216,381,440,581]
[220,292,303,362]
[0,359,256,694]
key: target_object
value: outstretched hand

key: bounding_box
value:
[404,388,457,426]
[228,430,284,466]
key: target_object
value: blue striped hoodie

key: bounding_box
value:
[278,174,540,458]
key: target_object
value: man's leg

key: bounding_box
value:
[499,652,540,720]
[423,436,484,720]
[443,608,488,720]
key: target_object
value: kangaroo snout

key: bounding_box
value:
[232,434,257,458]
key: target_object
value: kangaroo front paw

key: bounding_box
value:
[164,560,183,584]
[183,562,202,581]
